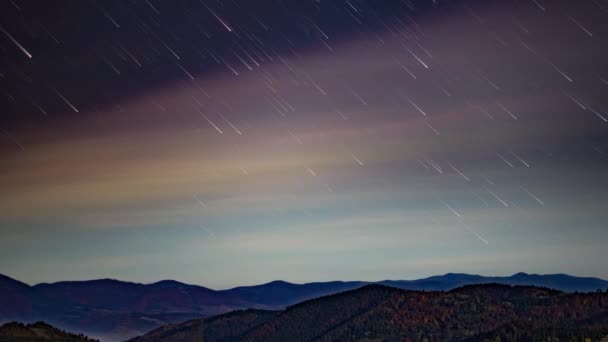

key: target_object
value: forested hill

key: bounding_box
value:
[0,321,97,341]
[131,283,608,342]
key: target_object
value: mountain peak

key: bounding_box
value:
[147,279,217,291]
[512,272,529,277]
[150,279,186,287]
[0,273,31,290]
[432,273,484,280]
[265,280,294,286]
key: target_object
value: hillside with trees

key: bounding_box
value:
[131,284,608,341]
[0,321,97,342]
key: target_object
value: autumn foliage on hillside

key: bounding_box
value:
[132,283,608,342]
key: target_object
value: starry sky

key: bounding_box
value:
[1,0,608,289]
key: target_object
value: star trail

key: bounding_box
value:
[0,0,607,288]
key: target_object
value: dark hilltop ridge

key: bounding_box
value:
[1,272,607,341]
[0,321,97,341]
[129,283,608,342]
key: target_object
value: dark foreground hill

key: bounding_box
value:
[130,284,608,342]
[0,321,97,342]
[2,273,607,341]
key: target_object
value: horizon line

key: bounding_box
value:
[3,271,607,291]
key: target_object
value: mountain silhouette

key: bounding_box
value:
[1,272,607,341]
[223,280,366,307]
[130,283,608,341]
[380,272,608,292]
[0,275,253,341]
[0,321,97,341]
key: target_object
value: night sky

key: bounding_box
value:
[1,0,608,289]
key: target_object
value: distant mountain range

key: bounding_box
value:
[1,272,607,341]
[130,284,608,342]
